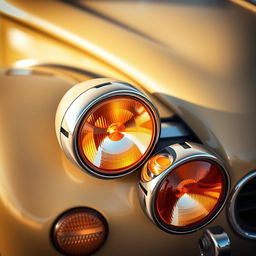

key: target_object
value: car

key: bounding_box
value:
[0,0,256,255]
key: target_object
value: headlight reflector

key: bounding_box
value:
[156,160,225,228]
[77,96,156,174]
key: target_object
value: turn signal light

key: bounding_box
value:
[55,78,160,179]
[52,208,108,256]
[141,153,173,182]
[139,143,229,234]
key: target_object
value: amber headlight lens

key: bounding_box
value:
[77,96,155,175]
[139,143,229,234]
[156,160,225,229]
[56,79,160,179]
[52,208,108,256]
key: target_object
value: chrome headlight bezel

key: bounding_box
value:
[56,78,161,179]
[139,142,230,234]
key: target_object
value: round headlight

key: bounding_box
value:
[56,78,160,179]
[139,142,229,234]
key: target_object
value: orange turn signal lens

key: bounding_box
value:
[141,153,173,182]
[52,208,108,256]
[77,96,156,175]
[155,160,226,230]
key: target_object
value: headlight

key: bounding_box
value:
[139,142,229,234]
[56,78,160,179]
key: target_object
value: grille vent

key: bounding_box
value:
[230,171,256,239]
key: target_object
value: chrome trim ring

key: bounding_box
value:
[228,170,256,240]
[56,78,161,179]
[139,142,230,234]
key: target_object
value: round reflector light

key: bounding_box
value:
[139,143,229,234]
[156,160,225,229]
[52,208,108,256]
[77,96,155,174]
[55,78,160,179]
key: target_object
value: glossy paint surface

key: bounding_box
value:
[0,0,256,255]
[0,71,181,256]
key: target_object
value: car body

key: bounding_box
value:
[0,0,256,255]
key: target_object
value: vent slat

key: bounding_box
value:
[237,191,256,197]
[237,206,256,213]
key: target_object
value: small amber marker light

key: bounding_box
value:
[77,96,156,175]
[52,208,108,256]
[141,153,172,182]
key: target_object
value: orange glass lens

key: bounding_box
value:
[156,160,225,229]
[77,96,155,174]
[141,153,173,182]
[53,208,108,256]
